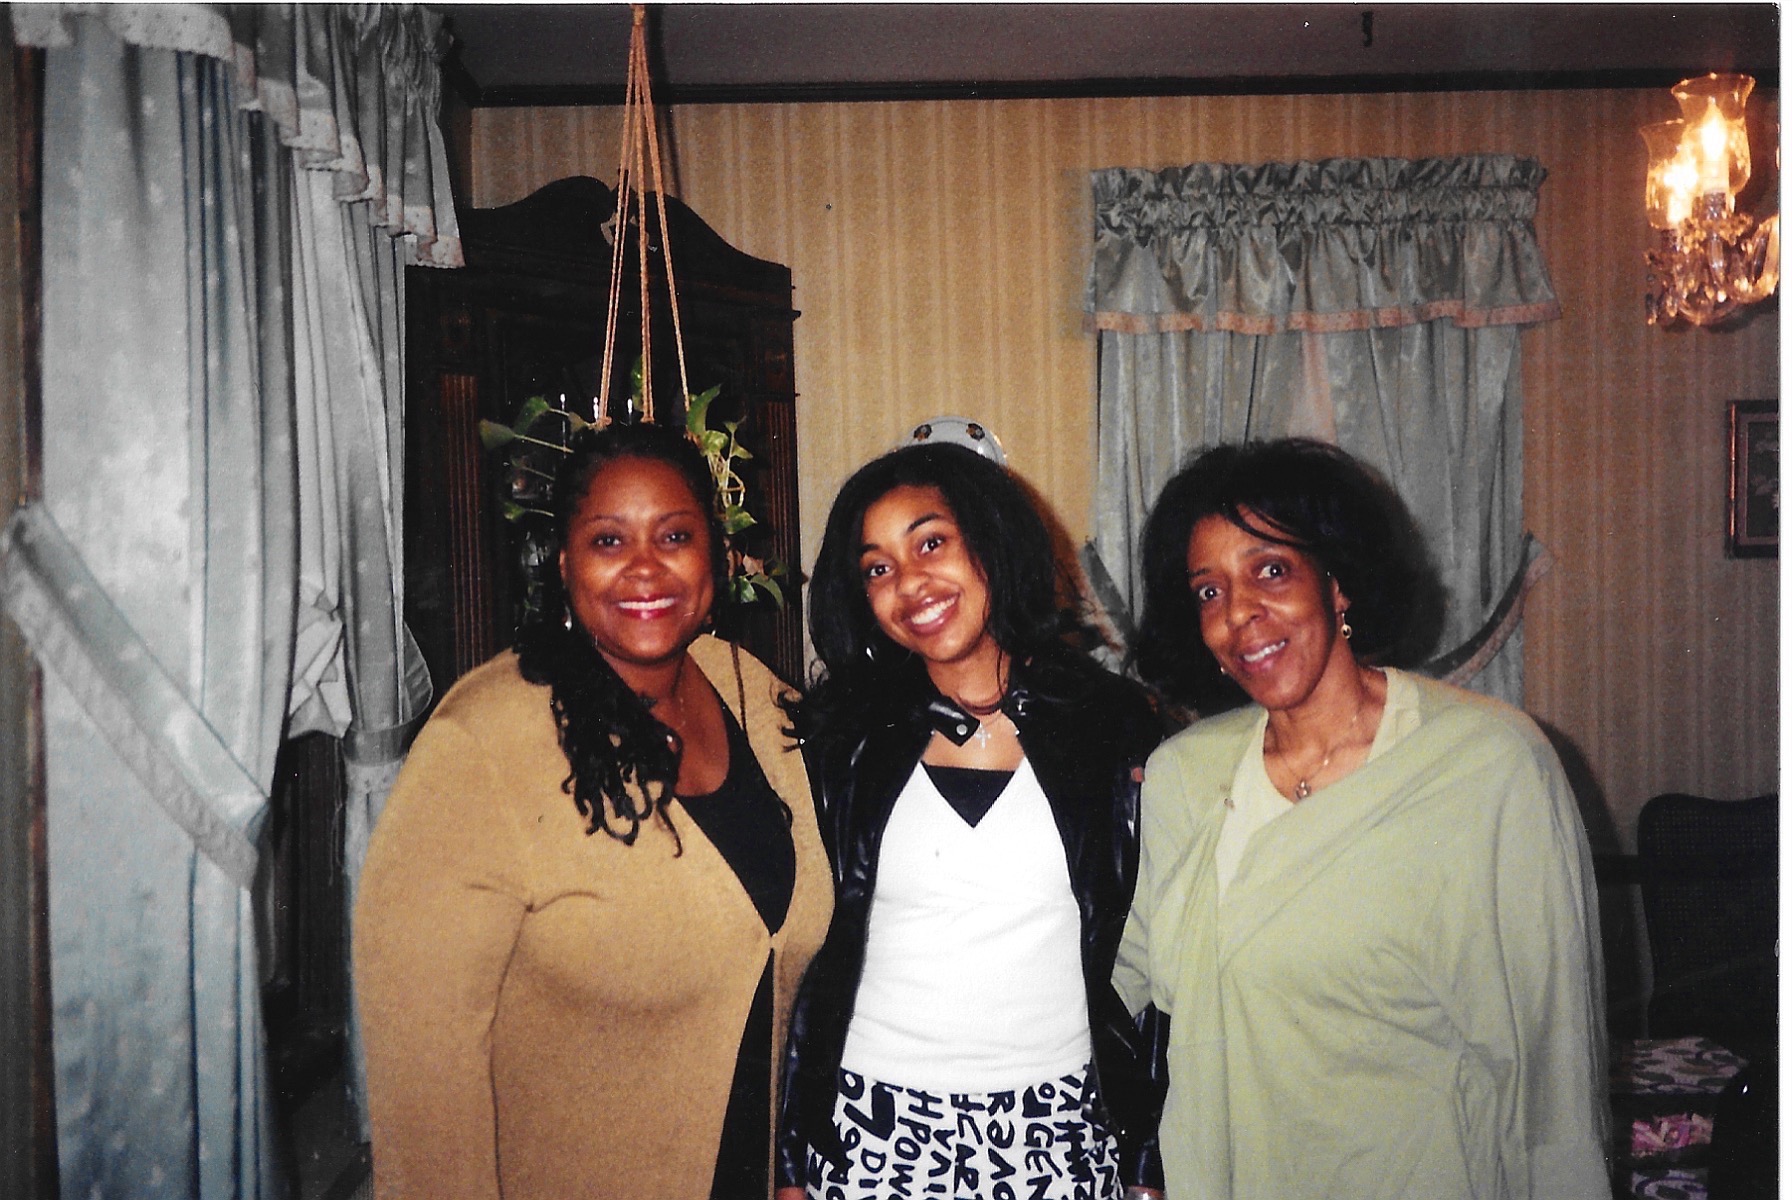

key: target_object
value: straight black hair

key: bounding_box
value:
[1133,438,1442,712]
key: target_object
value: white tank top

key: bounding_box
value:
[839,757,1092,1093]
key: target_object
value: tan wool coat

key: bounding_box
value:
[355,635,833,1200]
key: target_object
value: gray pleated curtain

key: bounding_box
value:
[1086,156,1561,703]
[0,6,460,1196]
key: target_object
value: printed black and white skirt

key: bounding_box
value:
[802,1066,1120,1200]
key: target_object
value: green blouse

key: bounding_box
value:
[1115,673,1610,1200]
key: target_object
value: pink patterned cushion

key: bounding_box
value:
[1611,1036,1748,1096]
[1631,1111,1715,1156]
[1627,1166,1706,1200]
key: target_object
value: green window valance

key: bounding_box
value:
[1087,155,1560,335]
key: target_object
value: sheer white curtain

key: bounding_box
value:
[0,6,459,1194]
[1086,157,1559,704]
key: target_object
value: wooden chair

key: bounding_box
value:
[1637,793,1777,1056]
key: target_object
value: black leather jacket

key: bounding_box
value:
[775,652,1170,1190]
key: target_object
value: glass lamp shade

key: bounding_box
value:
[1671,73,1754,197]
[1643,72,1779,325]
[1642,120,1696,228]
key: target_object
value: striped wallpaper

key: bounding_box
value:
[467,88,1779,846]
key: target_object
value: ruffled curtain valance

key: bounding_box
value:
[1087,155,1558,334]
[16,2,463,267]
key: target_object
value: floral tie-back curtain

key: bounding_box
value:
[0,6,460,1195]
[1085,156,1560,704]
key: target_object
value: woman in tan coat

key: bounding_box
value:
[355,420,832,1199]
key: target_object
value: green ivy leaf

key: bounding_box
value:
[755,575,785,607]
[697,429,729,457]
[479,420,518,450]
[500,499,528,522]
[723,508,757,535]
[515,395,553,433]
[685,384,721,434]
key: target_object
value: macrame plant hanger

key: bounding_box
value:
[591,6,768,705]
[596,3,691,428]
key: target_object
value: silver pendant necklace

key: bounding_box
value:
[971,710,1012,750]
[1286,702,1365,801]
[950,675,1008,750]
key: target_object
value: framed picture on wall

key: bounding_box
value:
[1727,400,1777,558]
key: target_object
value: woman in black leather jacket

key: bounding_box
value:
[776,443,1167,1200]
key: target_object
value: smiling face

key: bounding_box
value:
[558,455,716,691]
[1186,511,1355,715]
[858,484,1002,692]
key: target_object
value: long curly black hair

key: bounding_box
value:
[515,420,728,844]
[1133,437,1443,714]
[788,443,1079,745]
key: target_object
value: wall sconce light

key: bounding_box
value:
[1642,73,1780,326]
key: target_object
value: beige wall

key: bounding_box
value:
[468,90,1779,846]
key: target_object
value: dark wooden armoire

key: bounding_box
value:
[404,176,804,692]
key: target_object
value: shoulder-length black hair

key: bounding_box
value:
[791,443,1065,739]
[516,419,729,844]
[1133,437,1441,713]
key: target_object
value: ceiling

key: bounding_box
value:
[440,3,1780,105]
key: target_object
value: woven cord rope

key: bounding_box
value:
[594,5,692,428]
[640,48,692,413]
[595,19,637,427]
[631,28,653,423]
